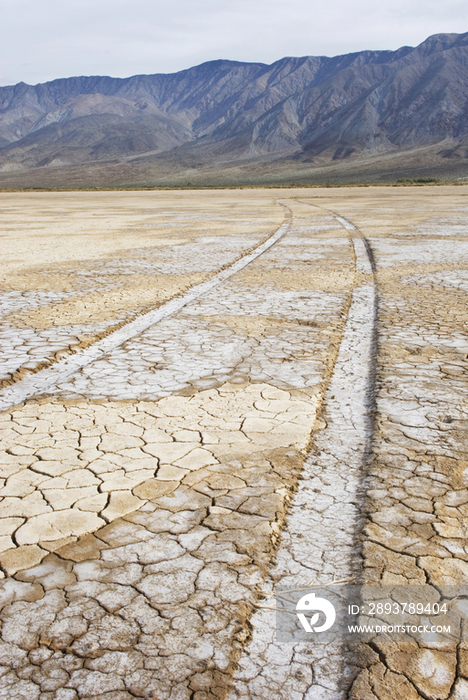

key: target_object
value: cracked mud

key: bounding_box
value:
[1,187,467,699]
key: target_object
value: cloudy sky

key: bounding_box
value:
[1,0,467,86]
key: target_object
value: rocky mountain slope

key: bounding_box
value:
[0,31,468,184]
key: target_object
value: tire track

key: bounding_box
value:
[0,206,291,413]
[228,208,378,700]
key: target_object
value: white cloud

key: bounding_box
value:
[0,0,467,85]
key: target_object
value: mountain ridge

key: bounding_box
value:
[1,32,468,186]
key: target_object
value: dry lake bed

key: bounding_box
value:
[1,186,468,700]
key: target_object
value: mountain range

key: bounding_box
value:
[1,31,468,187]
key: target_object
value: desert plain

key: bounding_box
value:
[0,186,467,699]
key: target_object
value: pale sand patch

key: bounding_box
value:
[235,266,355,291]
[0,190,284,283]
[11,273,206,327]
